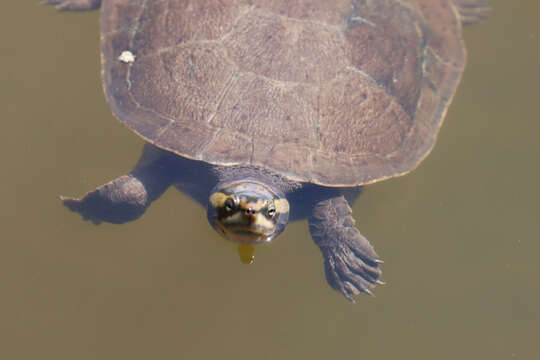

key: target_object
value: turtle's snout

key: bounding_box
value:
[242,211,257,227]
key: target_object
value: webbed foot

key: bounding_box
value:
[62,145,176,225]
[309,195,382,301]
[42,0,101,11]
[61,174,150,224]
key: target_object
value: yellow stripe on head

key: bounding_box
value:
[274,199,290,214]
[209,192,228,208]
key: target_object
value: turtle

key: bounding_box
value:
[46,0,489,300]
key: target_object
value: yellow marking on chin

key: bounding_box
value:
[274,199,290,214]
[209,192,228,208]
[221,212,274,233]
[217,223,265,243]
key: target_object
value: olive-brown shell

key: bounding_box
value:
[100,0,467,186]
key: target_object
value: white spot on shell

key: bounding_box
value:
[118,51,136,64]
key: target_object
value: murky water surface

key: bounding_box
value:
[1,1,538,359]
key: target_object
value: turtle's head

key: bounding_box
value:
[207,181,289,245]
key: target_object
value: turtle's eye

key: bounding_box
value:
[224,198,236,212]
[267,204,276,218]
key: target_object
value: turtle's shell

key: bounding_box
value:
[100,0,466,186]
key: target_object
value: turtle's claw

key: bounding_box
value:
[322,241,382,300]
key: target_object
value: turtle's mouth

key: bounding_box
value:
[215,214,276,244]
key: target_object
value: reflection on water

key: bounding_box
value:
[1,1,539,359]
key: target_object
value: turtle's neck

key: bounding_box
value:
[212,165,301,196]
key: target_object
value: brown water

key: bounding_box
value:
[1,1,539,359]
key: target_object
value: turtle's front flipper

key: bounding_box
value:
[62,149,173,224]
[309,195,382,300]
[43,0,101,11]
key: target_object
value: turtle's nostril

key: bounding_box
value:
[245,208,256,215]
